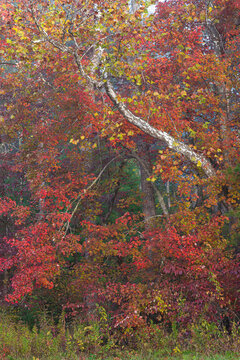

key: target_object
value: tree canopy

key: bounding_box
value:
[0,0,239,333]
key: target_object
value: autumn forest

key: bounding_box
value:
[0,0,240,358]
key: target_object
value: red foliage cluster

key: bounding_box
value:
[0,0,239,333]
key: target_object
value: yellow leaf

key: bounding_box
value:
[118,133,124,140]
[92,143,97,148]
[80,136,85,140]
[127,130,134,136]
[203,122,209,129]
[197,161,202,167]
[173,346,181,354]
[70,139,79,145]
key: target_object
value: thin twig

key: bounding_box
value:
[61,155,121,237]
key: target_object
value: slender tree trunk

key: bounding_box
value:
[166,181,171,210]
[137,138,156,227]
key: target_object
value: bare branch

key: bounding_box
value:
[61,155,121,237]
[0,62,18,66]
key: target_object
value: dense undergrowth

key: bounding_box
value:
[0,309,239,360]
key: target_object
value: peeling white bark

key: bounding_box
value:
[104,80,216,178]
[30,8,216,178]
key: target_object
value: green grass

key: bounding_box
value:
[0,310,239,360]
[97,353,240,360]
[2,353,240,360]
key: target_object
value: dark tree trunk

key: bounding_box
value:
[137,138,156,227]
